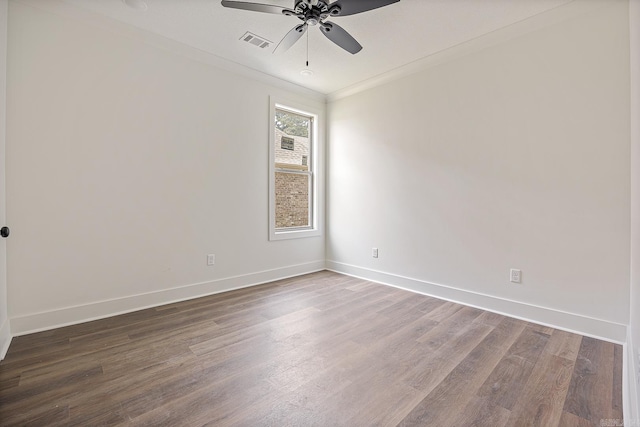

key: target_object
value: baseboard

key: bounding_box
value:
[0,317,11,360]
[10,260,325,336]
[326,260,627,344]
[626,330,640,423]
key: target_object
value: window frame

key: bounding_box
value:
[269,97,323,241]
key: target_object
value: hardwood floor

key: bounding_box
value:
[0,271,623,426]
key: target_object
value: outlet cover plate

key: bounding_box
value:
[510,269,522,283]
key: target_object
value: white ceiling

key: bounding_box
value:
[57,0,574,95]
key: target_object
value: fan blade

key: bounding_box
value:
[319,21,362,54]
[221,1,287,15]
[274,24,308,53]
[331,0,399,17]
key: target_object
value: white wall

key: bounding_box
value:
[0,0,9,358]
[6,1,325,334]
[328,1,630,341]
[629,0,640,419]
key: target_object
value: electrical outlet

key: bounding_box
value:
[372,248,379,258]
[510,269,522,283]
[207,254,215,266]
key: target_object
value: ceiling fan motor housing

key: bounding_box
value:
[290,1,340,26]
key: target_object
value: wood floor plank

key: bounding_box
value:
[344,279,380,292]
[0,373,19,392]
[272,353,415,427]
[506,353,576,426]
[416,305,484,348]
[401,321,493,392]
[477,326,550,410]
[63,352,199,422]
[0,271,624,426]
[558,411,597,426]
[364,312,439,361]
[528,323,555,336]
[422,300,465,322]
[397,317,526,426]
[612,344,624,420]
[375,291,437,318]
[0,363,105,422]
[347,296,441,349]
[473,310,508,327]
[563,337,618,422]
[188,306,321,357]
[1,404,70,427]
[134,336,365,426]
[544,329,583,361]
[446,396,512,427]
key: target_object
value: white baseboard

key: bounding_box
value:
[326,260,627,344]
[626,330,640,424]
[0,317,11,360]
[10,261,325,336]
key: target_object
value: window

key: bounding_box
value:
[269,98,322,240]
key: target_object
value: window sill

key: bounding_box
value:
[269,228,321,241]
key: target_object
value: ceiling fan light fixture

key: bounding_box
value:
[122,0,148,11]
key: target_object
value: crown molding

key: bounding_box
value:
[327,0,606,102]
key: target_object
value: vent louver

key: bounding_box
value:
[240,32,272,49]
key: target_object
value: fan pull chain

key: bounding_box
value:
[306,29,309,67]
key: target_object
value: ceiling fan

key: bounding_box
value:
[221,0,400,55]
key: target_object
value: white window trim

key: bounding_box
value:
[269,96,324,241]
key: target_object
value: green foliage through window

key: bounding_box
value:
[275,110,309,137]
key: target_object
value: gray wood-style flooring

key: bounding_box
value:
[0,271,623,426]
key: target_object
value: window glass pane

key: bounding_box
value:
[271,103,316,236]
[275,171,310,229]
[275,109,311,169]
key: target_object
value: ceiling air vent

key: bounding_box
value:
[240,32,272,49]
